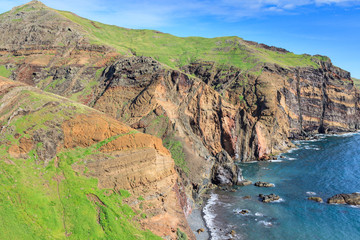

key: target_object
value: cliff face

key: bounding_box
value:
[0,77,193,239]
[182,60,360,160]
[90,57,242,199]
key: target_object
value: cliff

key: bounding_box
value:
[0,77,193,239]
[0,2,360,238]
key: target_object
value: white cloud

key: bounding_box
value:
[1,0,360,28]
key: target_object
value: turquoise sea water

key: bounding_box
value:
[203,133,360,240]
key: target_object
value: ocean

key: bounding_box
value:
[203,133,360,240]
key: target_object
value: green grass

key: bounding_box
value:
[0,135,161,239]
[57,11,327,72]
[163,138,189,175]
[176,228,188,240]
[0,66,14,78]
[352,78,360,89]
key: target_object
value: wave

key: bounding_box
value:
[258,220,273,227]
[269,160,283,163]
[233,208,251,215]
[304,145,321,150]
[271,198,285,203]
[306,191,317,196]
[255,212,264,217]
[203,193,219,239]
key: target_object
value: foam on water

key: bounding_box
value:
[269,160,283,163]
[203,193,219,239]
[257,220,273,228]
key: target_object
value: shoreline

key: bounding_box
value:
[187,130,360,239]
[187,201,210,240]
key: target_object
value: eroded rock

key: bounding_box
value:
[327,193,360,205]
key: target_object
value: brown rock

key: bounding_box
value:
[255,181,275,187]
[237,180,253,186]
[259,193,280,203]
[308,197,323,203]
[327,193,360,205]
[197,228,204,234]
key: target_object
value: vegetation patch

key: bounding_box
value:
[164,138,189,175]
[0,65,14,78]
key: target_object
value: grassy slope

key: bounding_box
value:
[0,82,160,240]
[352,78,360,89]
[58,11,328,72]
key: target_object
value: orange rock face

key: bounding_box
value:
[62,113,193,239]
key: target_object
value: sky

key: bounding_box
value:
[1,0,360,78]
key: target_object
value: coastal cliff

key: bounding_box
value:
[0,1,359,238]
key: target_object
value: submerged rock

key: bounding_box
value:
[327,193,360,205]
[308,197,323,203]
[255,181,275,187]
[259,194,280,203]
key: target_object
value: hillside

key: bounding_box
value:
[0,1,328,73]
[0,77,193,239]
[352,77,360,89]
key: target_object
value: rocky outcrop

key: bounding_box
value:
[259,194,281,203]
[327,193,360,205]
[308,197,323,203]
[255,181,275,187]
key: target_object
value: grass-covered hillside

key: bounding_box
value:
[352,77,360,89]
[0,77,161,240]
[58,10,328,72]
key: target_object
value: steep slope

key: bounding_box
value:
[0,77,193,239]
[1,0,359,211]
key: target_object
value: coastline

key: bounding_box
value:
[194,130,360,240]
[187,203,210,240]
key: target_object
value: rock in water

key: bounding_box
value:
[308,197,323,203]
[196,228,205,234]
[236,180,253,186]
[327,193,360,205]
[259,193,280,203]
[255,181,275,187]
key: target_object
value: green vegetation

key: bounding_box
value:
[352,78,360,89]
[0,65,14,78]
[146,114,169,138]
[163,138,189,175]
[0,140,161,239]
[176,228,188,240]
[58,11,327,72]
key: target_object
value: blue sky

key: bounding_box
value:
[1,0,360,78]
